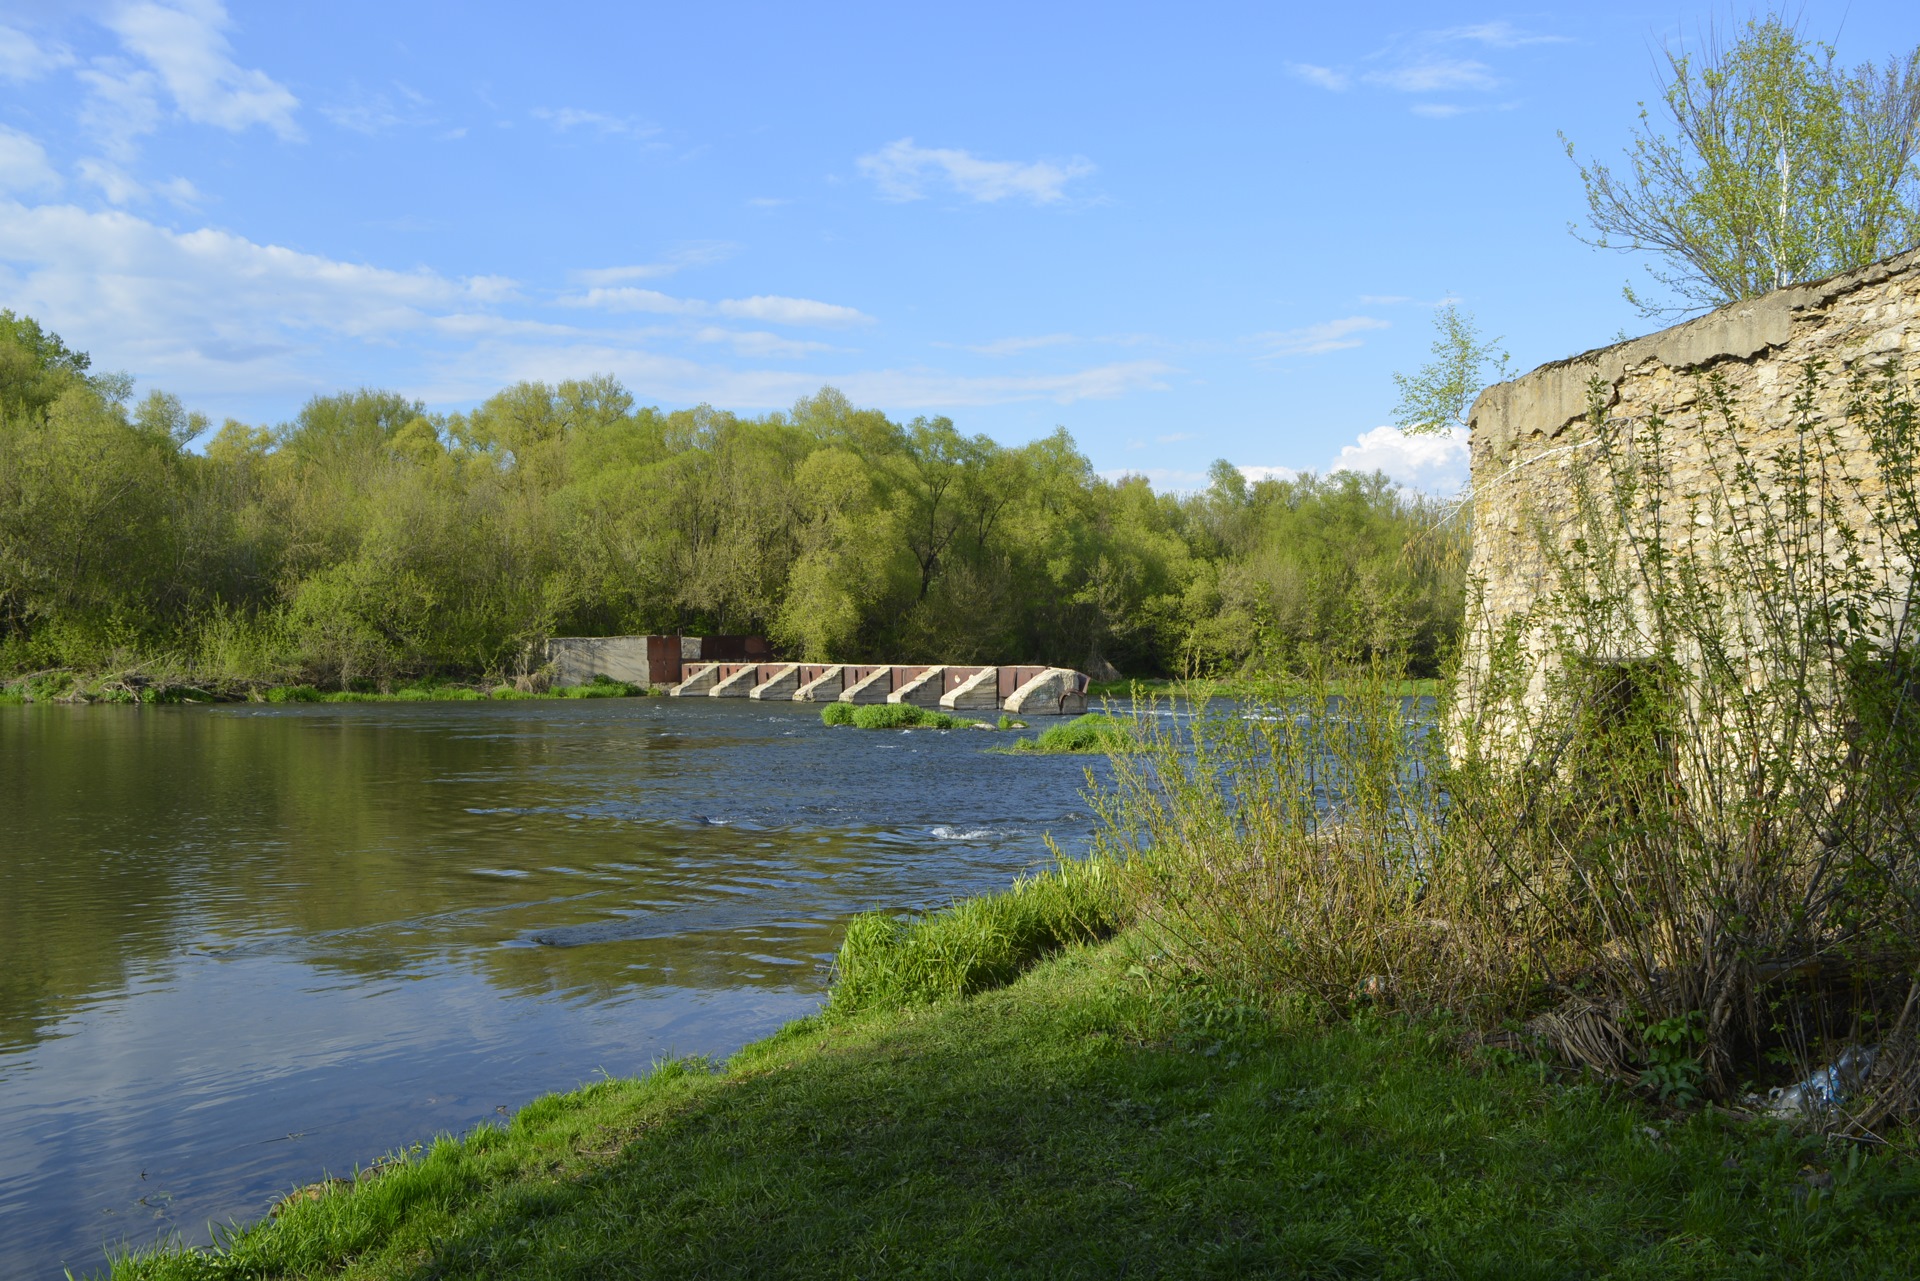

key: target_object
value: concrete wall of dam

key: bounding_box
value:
[545,636,1090,716]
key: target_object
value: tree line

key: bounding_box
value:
[0,314,1465,690]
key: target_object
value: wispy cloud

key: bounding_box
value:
[690,327,839,359]
[1441,21,1570,49]
[857,137,1093,205]
[1156,431,1195,444]
[531,106,657,138]
[1362,59,1497,93]
[0,127,61,195]
[573,242,737,286]
[322,81,434,135]
[1237,465,1300,484]
[1252,315,1389,357]
[1287,19,1563,113]
[0,24,75,81]
[104,1,300,138]
[562,286,874,328]
[962,333,1079,356]
[1286,62,1348,91]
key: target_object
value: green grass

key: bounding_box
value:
[829,859,1119,1014]
[995,712,1128,754]
[819,701,980,730]
[110,871,1920,1280]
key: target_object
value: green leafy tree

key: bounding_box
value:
[1566,15,1920,317]
[1391,304,1509,437]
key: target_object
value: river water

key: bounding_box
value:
[0,697,1108,1279]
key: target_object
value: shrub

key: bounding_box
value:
[266,684,324,703]
[1095,361,1920,1126]
[819,702,856,726]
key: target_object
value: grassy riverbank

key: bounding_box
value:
[115,867,1920,1280]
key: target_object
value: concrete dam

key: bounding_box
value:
[546,635,1090,716]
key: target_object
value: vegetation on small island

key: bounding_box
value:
[818,702,981,730]
[994,712,1130,754]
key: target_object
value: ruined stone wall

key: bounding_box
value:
[1459,246,1920,722]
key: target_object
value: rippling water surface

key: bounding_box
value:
[0,697,1107,1278]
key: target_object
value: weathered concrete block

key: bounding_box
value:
[749,664,801,700]
[708,666,757,697]
[1459,244,1920,727]
[669,663,719,696]
[940,667,1000,712]
[793,666,844,702]
[839,668,893,704]
[887,665,946,708]
[1004,667,1088,716]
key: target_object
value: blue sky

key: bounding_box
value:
[0,2,1913,491]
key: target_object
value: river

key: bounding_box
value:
[0,697,1108,1279]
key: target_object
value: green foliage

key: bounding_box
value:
[1391,303,1509,436]
[0,311,1463,690]
[822,701,976,729]
[1638,1013,1707,1107]
[265,684,323,703]
[1567,15,1920,316]
[558,674,640,698]
[827,859,1119,1014]
[999,712,1128,753]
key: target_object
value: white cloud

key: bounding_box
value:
[963,333,1079,356]
[715,295,870,326]
[857,137,1093,205]
[0,196,1162,418]
[1253,315,1388,357]
[531,106,657,138]
[1411,102,1469,119]
[1329,425,1469,492]
[77,59,164,161]
[1441,21,1569,49]
[322,82,435,135]
[691,326,837,359]
[573,242,736,286]
[1362,58,1497,93]
[75,158,205,208]
[78,157,145,203]
[1287,62,1348,91]
[0,24,75,81]
[1237,465,1299,484]
[0,198,490,394]
[562,286,873,327]
[0,127,61,196]
[104,0,300,139]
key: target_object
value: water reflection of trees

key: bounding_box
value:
[0,705,875,1055]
